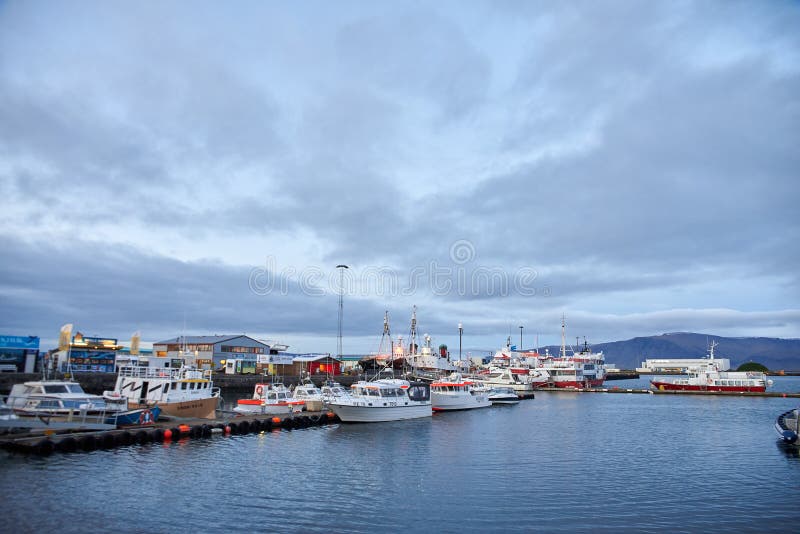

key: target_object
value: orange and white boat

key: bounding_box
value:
[431,372,491,411]
[234,382,304,415]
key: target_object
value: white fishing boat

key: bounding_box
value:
[473,367,536,395]
[234,382,304,415]
[430,373,491,411]
[292,378,325,410]
[487,387,521,405]
[107,365,221,419]
[329,379,432,423]
[321,381,349,404]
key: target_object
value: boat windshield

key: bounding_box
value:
[43,384,70,394]
[407,384,430,402]
[66,384,86,394]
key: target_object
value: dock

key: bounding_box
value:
[0,410,340,456]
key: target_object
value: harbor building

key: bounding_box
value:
[637,357,731,373]
[51,332,123,373]
[153,335,288,371]
[0,335,39,372]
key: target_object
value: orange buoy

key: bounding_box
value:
[271,417,281,425]
[163,429,172,440]
[326,412,335,419]
[178,424,191,434]
[224,426,231,434]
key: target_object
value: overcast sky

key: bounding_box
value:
[1,1,798,356]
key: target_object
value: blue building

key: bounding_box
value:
[61,332,123,373]
[153,335,289,371]
[0,335,39,372]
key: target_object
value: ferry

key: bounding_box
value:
[650,342,772,393]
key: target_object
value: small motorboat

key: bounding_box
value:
[775,408,799,445]
[105,405,161,427]
[234,382,304,415]
[487,387,521,405]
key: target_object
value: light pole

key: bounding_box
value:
[336,265,349,362]
[519,326,523,351]
[458,322,463,363]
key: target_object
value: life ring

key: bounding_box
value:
[139,409,153,425]
[255,385,264,397]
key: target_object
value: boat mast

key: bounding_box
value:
[409,306,417,355]
[560,314,567,358]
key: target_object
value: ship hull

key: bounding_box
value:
[129,397,218,419]
[650,381,766,393]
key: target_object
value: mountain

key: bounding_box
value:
[540,333,800,371]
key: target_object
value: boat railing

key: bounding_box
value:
[117,366,213,381]
[1,393,117,429]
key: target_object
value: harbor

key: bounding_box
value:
[2,377,799,533]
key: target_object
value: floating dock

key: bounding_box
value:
[0,411,340,456]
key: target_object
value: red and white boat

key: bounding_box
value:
[650,342,772,393]
[534,317,606,388]
[486,341,549,388]
[234,382,305,415]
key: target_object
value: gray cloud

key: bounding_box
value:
[0,1,798,350]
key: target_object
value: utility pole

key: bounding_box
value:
[458,322,463,363]
[336,264,349,360]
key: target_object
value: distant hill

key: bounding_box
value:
[540,333,800,371]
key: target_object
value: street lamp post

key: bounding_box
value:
[458,322,463,363]
[519,326,524,351]
[336,264,349,362]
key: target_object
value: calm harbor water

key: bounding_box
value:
[1,376,799,533]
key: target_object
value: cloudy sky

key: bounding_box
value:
[1,1,798,356]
